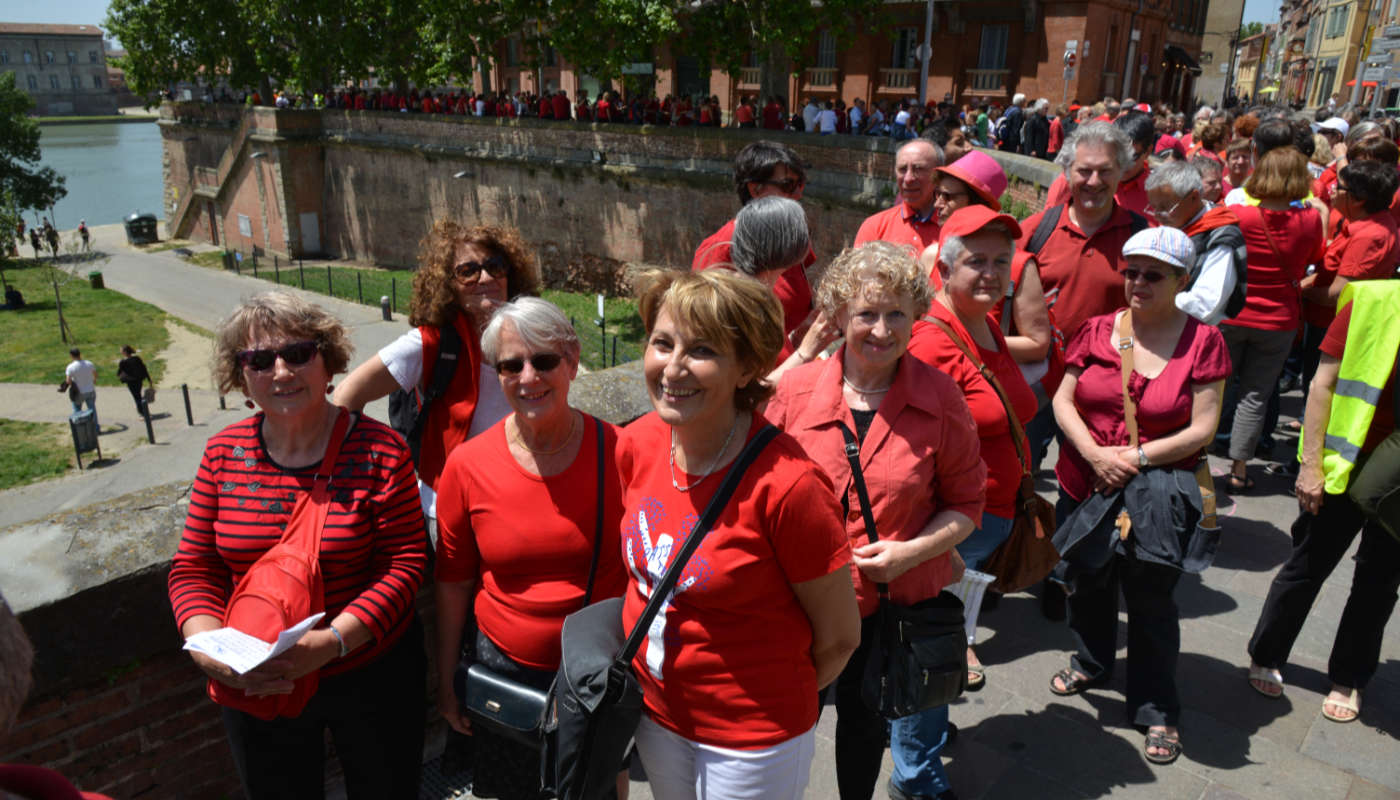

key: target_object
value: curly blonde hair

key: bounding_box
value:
[408,221,541,328]
[635,269,782,411]
[816,241,932,320]
[212,291,353,395]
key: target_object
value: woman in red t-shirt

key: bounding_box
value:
[622,269,859,799]
[769,241,984,800]
[908,207,1036,692]
[435,298,627,799]
[1050,227,1230,766]
[1222,148,1325,492]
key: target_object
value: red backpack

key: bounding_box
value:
[207,409,350,720]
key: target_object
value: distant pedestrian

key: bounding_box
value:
[117,345,153,415]
[78,220,90,252]
[62,348,98,421]
[29,228,42,259]
[43,220,58,257]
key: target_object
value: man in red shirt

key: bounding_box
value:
[1046,110,1155,216]
[853,139,945,252]
[552,89,571,121]
[692,141,815,349]
[762,96,785,130]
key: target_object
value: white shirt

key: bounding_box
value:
[894,109,911,130]
[65,359,97,393]
[475,99,486,116]
[378,328,510,518]
[1173,205,1238,326]
[803,102,820,132]
[817,109,838,133]
[849,105,864,131]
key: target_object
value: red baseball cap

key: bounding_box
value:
[937,205,1022,250]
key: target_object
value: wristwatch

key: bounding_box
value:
[1137,446,1149,468]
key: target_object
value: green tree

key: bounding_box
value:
[1240,21,1265,39]
[0,73,66,219]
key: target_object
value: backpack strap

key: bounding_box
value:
[408,321,463,454]
[1024,204,1064,256]
[1126,209,1150,236]
[616,424,780,664]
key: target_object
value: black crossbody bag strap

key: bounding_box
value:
[616,424,780,664]
[837,423,888,598]
[582,416,605,607]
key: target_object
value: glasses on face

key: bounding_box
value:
[495,352,563,375]
[934,189,968,204]
[238,340,319,371]
[1122,268,1169,284]
[1148,196,1187,220]
[761,177,803,194]
[453,255,509,282]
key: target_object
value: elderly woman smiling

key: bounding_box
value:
[768,241,985,800]
[434,297,627,799]
[908,206,1039,692]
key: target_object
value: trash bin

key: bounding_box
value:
[87,270,104,289]
[124,212,160,245]
[69,409,99,453]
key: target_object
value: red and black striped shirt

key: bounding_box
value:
[169,413,428,675]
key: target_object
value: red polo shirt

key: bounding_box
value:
[852,203,940,253]
[1045,165,1152,218]
[692,218,814,359]
[1018,203,1141,341]
[552,94,570,120]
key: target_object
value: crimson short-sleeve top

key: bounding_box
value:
[735,103,755,124]
[434,415,627,670]
[1056,312,1233,502]
[169,414,428,676]
[618,413,851,749]
[1306,212,1400,330]
[907,302,1037,518]
[1225,204,1324,331]
[1321,303,1397,453]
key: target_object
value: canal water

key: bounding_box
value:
[36,121,165,229]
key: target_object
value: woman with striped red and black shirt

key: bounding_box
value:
[169,291,429,799]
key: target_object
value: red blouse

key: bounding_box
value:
[1056,312,1232,502]
[1225,203,1324,331]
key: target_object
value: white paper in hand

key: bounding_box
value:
[183,612,326,674]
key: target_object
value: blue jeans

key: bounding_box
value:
[956,513,1014,571]
[71,390,96,415]
[890,704,953,796]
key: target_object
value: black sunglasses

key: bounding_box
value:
[1122,268,1169,284]
[237,340,319,371]
[495,353,563,375]
[761,177,803,194]
[453,255,509,282]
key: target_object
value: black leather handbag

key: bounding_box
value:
[457,418,606,746]
[838,424,967,720]
[541,426,780,800]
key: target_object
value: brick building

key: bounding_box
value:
[0,22,118,115]
[477,0,1209,114]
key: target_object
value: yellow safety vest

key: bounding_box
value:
[1300,280,1400,494]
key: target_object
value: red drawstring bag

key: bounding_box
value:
[208,409,349,720]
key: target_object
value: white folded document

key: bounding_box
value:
[183,613,325,674]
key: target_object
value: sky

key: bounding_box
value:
[9,0,1286,51]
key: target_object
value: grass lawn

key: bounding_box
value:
[180,251,647,371]
[0,419,72,490]
[0,258,170,385]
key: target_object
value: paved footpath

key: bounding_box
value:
[7,245,1397,800]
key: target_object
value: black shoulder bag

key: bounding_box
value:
[541,425,780,800]
[457,417,606,745]
[838,423,967,720]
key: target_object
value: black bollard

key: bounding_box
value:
[357,273,363,304]
[380,296,392,321]
[219,395,226,410]
[275,259,280,285]
[142,402,155,444]
[181,383,193,426]
[326,265,332,296]
[299,261,305,288]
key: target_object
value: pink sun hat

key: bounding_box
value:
[935,151,1008,210]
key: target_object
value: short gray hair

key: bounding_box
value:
[1055,121,1135,175]
[937,224,1018,270]
[481,296,581,365]
[897,137,944,167]
[730,196,810,277]
[1145,160,1204,198]
[1033,98,1050,113]
[1012,93,1026,106]
[1347,120,1382,147]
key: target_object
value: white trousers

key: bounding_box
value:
[634,715,816,800]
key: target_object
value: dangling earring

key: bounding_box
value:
[244,399,255,409]
[325,385,334,395]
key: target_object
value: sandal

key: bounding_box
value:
[1144,728,1182,765]
[1247,664,1284,698]
[1228,473,1255,493]
[1048,667,1100,696]
[1322,688,1360,723]
[966,663,986,691]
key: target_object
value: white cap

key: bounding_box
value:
[1318,117,1350,136]
[1122,226,1196,271]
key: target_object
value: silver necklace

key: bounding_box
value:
[510,411,577,456]
[842,375,891,394]
[670,415,740,492]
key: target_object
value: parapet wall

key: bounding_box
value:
[161,104,1054,293]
